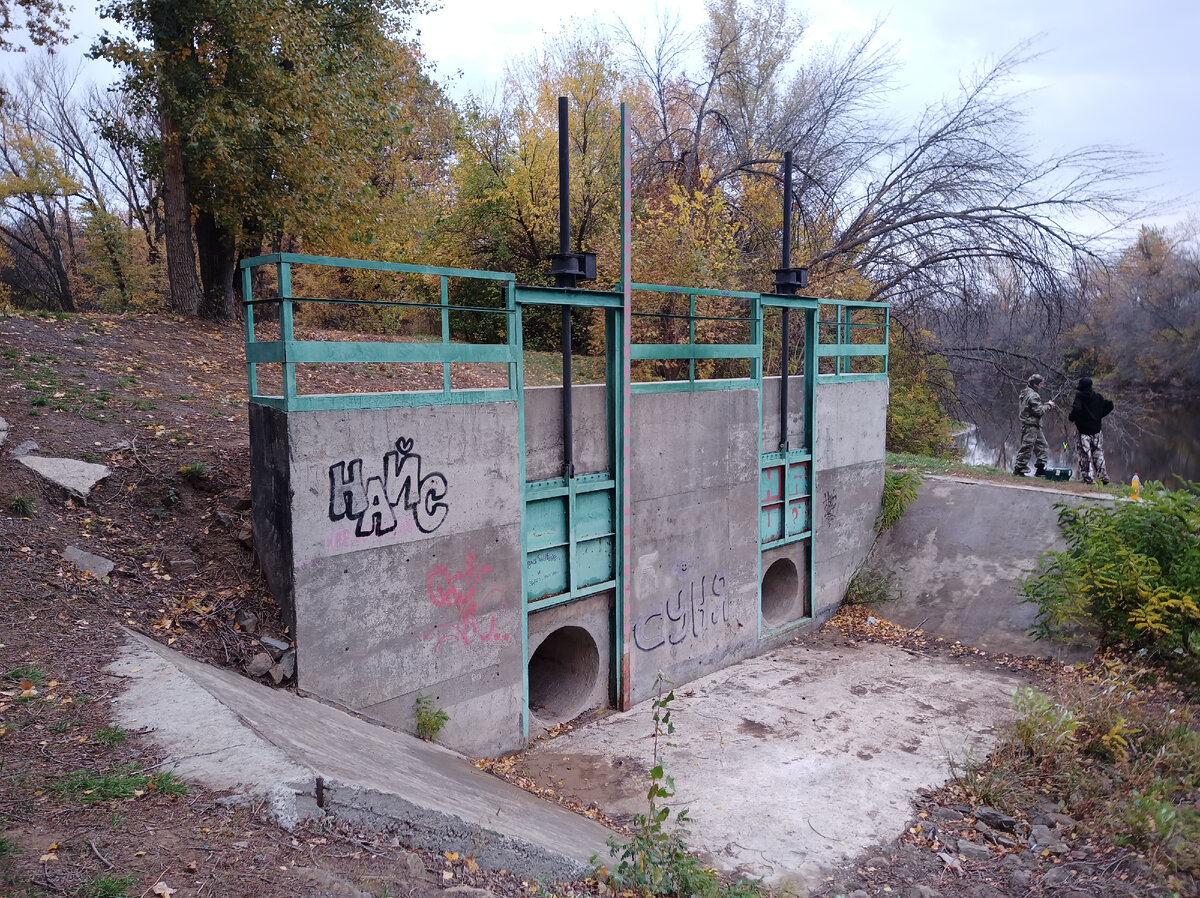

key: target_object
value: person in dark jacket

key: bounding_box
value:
[1068,377,1113,485]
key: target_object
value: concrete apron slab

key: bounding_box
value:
[110,630,612,880]
[514,638,1021,892]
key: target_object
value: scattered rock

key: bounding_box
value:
[260,635,290,658]
[61,545,115,580]
[956,839,991,862]
[237,522,253,547]
[930,807,963,822]
[279,648,296,679]
[268,663,285,685]
[403,851,425,878]
[10,439,38,457]
[865,615,879,626]
[165,552,197,574]
[865,855,890,868]
[245,652,273,677]
[847,891,869,898]
[234,609,259,634]
[1009,870,1032,890]
[18,455,112,497]
[1042,865,1077,887]
[229,494,253,511]
[0,416,8,446]
[907,886,940,898]
[974,806,1020,833]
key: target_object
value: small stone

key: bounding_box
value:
[237,523,253,547]
[1030,824,1054,844]
[1042,866,1076,887]
[279,649,296,679]
[246,651,273,677]
[865,855,890,868]
[1047,812,1077,829]
[260,635,290,658]
[403,851,425,877]
[166,552,197,572]
[931,807,963,822]
[865,615,879,626]
[231,840,249,849]
[974,806,1019,833]
[1008,870,1031,890]
[0,416,8,446]
[957,839,991,862]
[230,495,253,511]
[10,439,37,457]
[268,663,284,685]
[848,891,869,898]
[234,609,259,634]
[906,886,939,898]
[62,545,115,580]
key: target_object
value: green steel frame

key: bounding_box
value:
[239,108,890,729]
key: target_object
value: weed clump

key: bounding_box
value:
[414,693,449,741]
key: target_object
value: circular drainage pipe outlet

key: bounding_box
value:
[528,626,599,723]
[761,557,801,626]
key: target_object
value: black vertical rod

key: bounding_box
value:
[779,150,793,452]
[558,97,574,477]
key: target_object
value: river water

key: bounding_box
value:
[955,394,1200,487]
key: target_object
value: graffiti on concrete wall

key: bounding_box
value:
[328,437,448,538]
[633,569,730,652]
[423,553,512,651]
[822,489,838,525]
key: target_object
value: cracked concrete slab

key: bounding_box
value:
[18,454,111,496]
[512,637,1022,892]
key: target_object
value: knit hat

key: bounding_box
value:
[1077,377,1093,391]
[1028,373,1043,387]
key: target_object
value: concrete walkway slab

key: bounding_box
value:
[111,631,613,880]
[18,454,111,496]
[512,636,1021,891]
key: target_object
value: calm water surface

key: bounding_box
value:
[956,395,1200,486]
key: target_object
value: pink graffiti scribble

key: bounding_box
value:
[423,553,511,651]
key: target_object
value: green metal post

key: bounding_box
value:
[278,261,296,409]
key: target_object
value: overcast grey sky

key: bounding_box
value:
[5,0,1196,234]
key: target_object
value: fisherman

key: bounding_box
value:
[1068,376,1113,485]
[1013,373,1055,477]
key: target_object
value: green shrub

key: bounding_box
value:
[1022,480,1200,674]
[876,469,922,533]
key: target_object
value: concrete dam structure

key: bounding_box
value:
[244,106,891,757]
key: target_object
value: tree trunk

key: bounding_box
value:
[160,112,204,316]
[194,208,238,321]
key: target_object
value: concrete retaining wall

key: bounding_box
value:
[872,476,1109,661]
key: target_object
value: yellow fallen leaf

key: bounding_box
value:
[152,882,176,896]
[444,851,459,861]
[40,853,58,862]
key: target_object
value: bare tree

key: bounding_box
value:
[619,2,1146,325]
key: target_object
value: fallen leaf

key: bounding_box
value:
[152,882,176,896]
[40,853,58,862]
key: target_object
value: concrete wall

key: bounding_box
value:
[250,375,889,755]
[281,403,526,758]
[626,388,763,703]
[812,379,889,619]
[872,476,1108,661]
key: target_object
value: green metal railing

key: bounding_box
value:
[240,252,519,411]
[817,298,890,381]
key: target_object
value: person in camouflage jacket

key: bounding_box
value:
[1013,373,1055,476]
